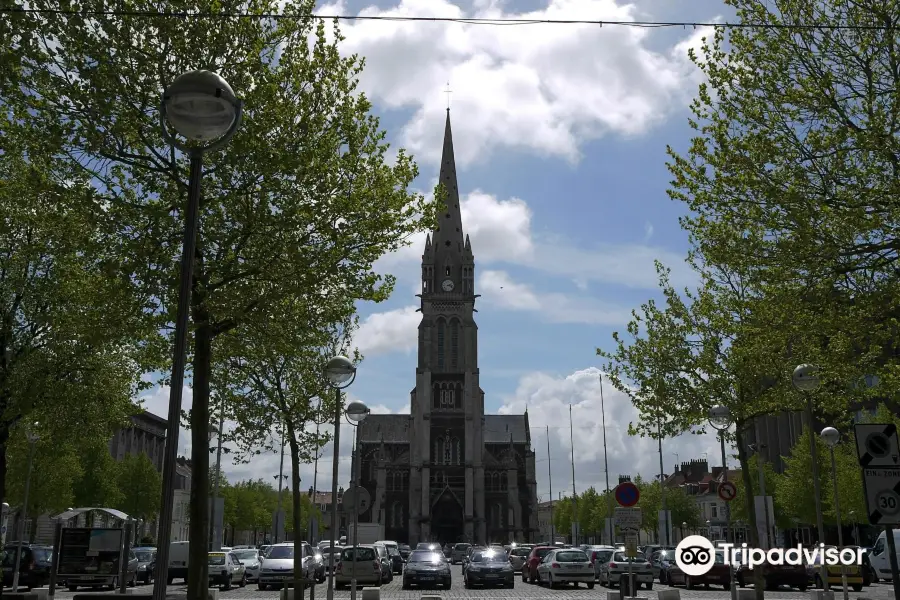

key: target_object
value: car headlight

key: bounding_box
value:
[138,565,147,571]
[406,568,417,575]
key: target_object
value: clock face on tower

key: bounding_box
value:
[441,279,455,292]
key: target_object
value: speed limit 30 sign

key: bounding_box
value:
[862,467,900,524]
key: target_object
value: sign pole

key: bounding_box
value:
[885,525,900,600]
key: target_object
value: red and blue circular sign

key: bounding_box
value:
[615,481,640,507]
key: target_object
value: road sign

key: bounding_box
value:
[862,467,900,524]
[718,481,737,502]
[615,481,640,507]
[624,532,639,557]
[615,507,642,530]
[855,423,900,467]
[341,485,371,516]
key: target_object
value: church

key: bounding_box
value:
[350,112,539,545]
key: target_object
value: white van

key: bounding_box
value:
[868,529,900,581]
[168,541,190,584]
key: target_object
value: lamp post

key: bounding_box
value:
[708,406,736,600]
[792,364,829,592]
[153,70,242,600]
[821,426,849,600]
[210,401,226,551]
[324,355,357,600]
[849,511,858,545]
[345,401,370,600]
[681,521,687,541]
[12,423,40,592]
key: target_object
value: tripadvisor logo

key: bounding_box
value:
[674,535,864,576]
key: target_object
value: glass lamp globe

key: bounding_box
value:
[346,401,370,423]
[792,364,821,392]
[163,70,239,141]
[707,405,732,430]
[325,355,356,388]
[820,426,840,448]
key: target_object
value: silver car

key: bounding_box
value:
[257,543,315,590]
[536,548,595,589]
[335,545,381,588]
[507,546,532,571]
[232,549,262,582]
[597,550,654,589]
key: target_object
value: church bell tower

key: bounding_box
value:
[408,110,486,544]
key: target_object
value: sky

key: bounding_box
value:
[140,0,737,504]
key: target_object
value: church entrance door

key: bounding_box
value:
[431,489,464,544]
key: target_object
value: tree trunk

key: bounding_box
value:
[288,424,306,599]
[735,425,764,600]
[187,319,213,600]
[0,421,8,508]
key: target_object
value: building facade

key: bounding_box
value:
[109,411,167,471]
[351,112,539,546]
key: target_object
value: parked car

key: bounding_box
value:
[401,549,452,589]
[735,559,806,591]
[522,545,555,584]
[257,542,316,590]
[415,542,439,551]
[1,544,54,590]
[208,551,247,590]
[372,543,393,583]
[596,550,653,589]
[375,540,404,574]
[320,545,343,575]
[589,547,616,580]
[464,549,515,588]
[507,545,532,571]
[806,547,864,592]
[398,544,411,560]
[650,549,677,584]
[230,549,261,583]
[536,548,594,589]
[133,547,157,585]
[66,548,139,590]
[667,549,728,590]
[335,545,381,588]
[450,543,472,564]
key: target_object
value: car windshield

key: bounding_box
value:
[342,547,376,561]
[454,544,470,551]
[208,554,226,566]
[409,551,442,563]
[267,546,294,559]
[595,550,614,562]
[482,553,508,563]
[135,551,155,562]
[511,548,530,556]
[555,551,588,562]
[612,552,643,562]
[715,551,726,564]
[324,547,342,555]
[534,547,553,559]
[386,546,399,556]
[234,551,258,561]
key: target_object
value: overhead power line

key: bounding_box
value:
[3,7,894,30]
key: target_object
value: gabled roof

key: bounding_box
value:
[358,414,410,443]
[484,414,529,443]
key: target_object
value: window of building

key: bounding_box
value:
[450,321,459,369]
[437,320,445,370]
[445,266,451,276]
[391,502,403,528]
[711,504,718,519]
[451,437,460,465]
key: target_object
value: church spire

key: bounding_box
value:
[433,111,464,252]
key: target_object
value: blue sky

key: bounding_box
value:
[142,0,737,501]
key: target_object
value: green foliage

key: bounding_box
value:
[637,478,703,535]
[666,0,900,410]
[5,429,81,521]
[727,455,792,530]
[116,453,162,521]
[72,438,124,509]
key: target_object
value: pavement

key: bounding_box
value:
[26,566,898,600]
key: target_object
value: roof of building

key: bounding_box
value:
[356,413,530,443]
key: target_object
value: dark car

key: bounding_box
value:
[450,543,471,564]
[398,544,411,560]
[464,549,515,588]
[402,549,452,589]
[736,559,807,591]
[522,545,555,584]
[1,544,53,590]
[668,549,731,590]
[133,547,156,584]
[651,549,678,584]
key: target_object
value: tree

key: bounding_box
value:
[636,477,702,539]
[726,454,793,531]
[666,0,900,413]
[72,437,123,510]
[553,496,573,538]
[116,453,162,522]
[13,2,437,597]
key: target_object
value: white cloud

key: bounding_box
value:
[317,0,715,167]
[497,367,724,499]
[478,270,631,324]
[354,305,421,358]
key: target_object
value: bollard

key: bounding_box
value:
[31,587,50,600]
[808,592,835,600]
[736,591,756,600]
[360,588,380,600]
[656,591,681,600]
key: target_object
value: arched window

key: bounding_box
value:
[437,319,445,370]
[435,438,445,464]
[402,471,409,490]
[392,502,403,528]
[443,436,452,463]
[491,472,499,491]
[450,320,459,369]
[452,438,461,465]
[495,503,504,528]
[500,472,508,491]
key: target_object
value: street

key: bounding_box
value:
[38,565,896,600]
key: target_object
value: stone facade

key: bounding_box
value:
[350,112,538,546]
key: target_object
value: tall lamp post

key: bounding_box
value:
[345,401,370,600]
[708,405,737,600]
[324,355,357,600]
[12,423,39,592]
[153,70,242,600]
[821,426,849,600]
[792,364,829,591]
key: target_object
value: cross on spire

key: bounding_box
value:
[444,82,452,111]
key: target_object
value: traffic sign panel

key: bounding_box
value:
[624,532,639,557]
[615,482,640,507]
[718,481,737,502]
[862,467,900,524]
[615,507,642,530]
[855,423,900,467]
[341,485,371,516]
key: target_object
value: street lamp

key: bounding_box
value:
[821,426,849,600]
[708,405,736,600]
[792,364,829,591]
[324,355,357,600]
[345,401,370,600]
[849,510,859,545]
[12,423,39,591]
[153,70,242,600]
[681,521,687,541]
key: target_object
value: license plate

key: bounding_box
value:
[486,574,498,578]
[420,576,434,581]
